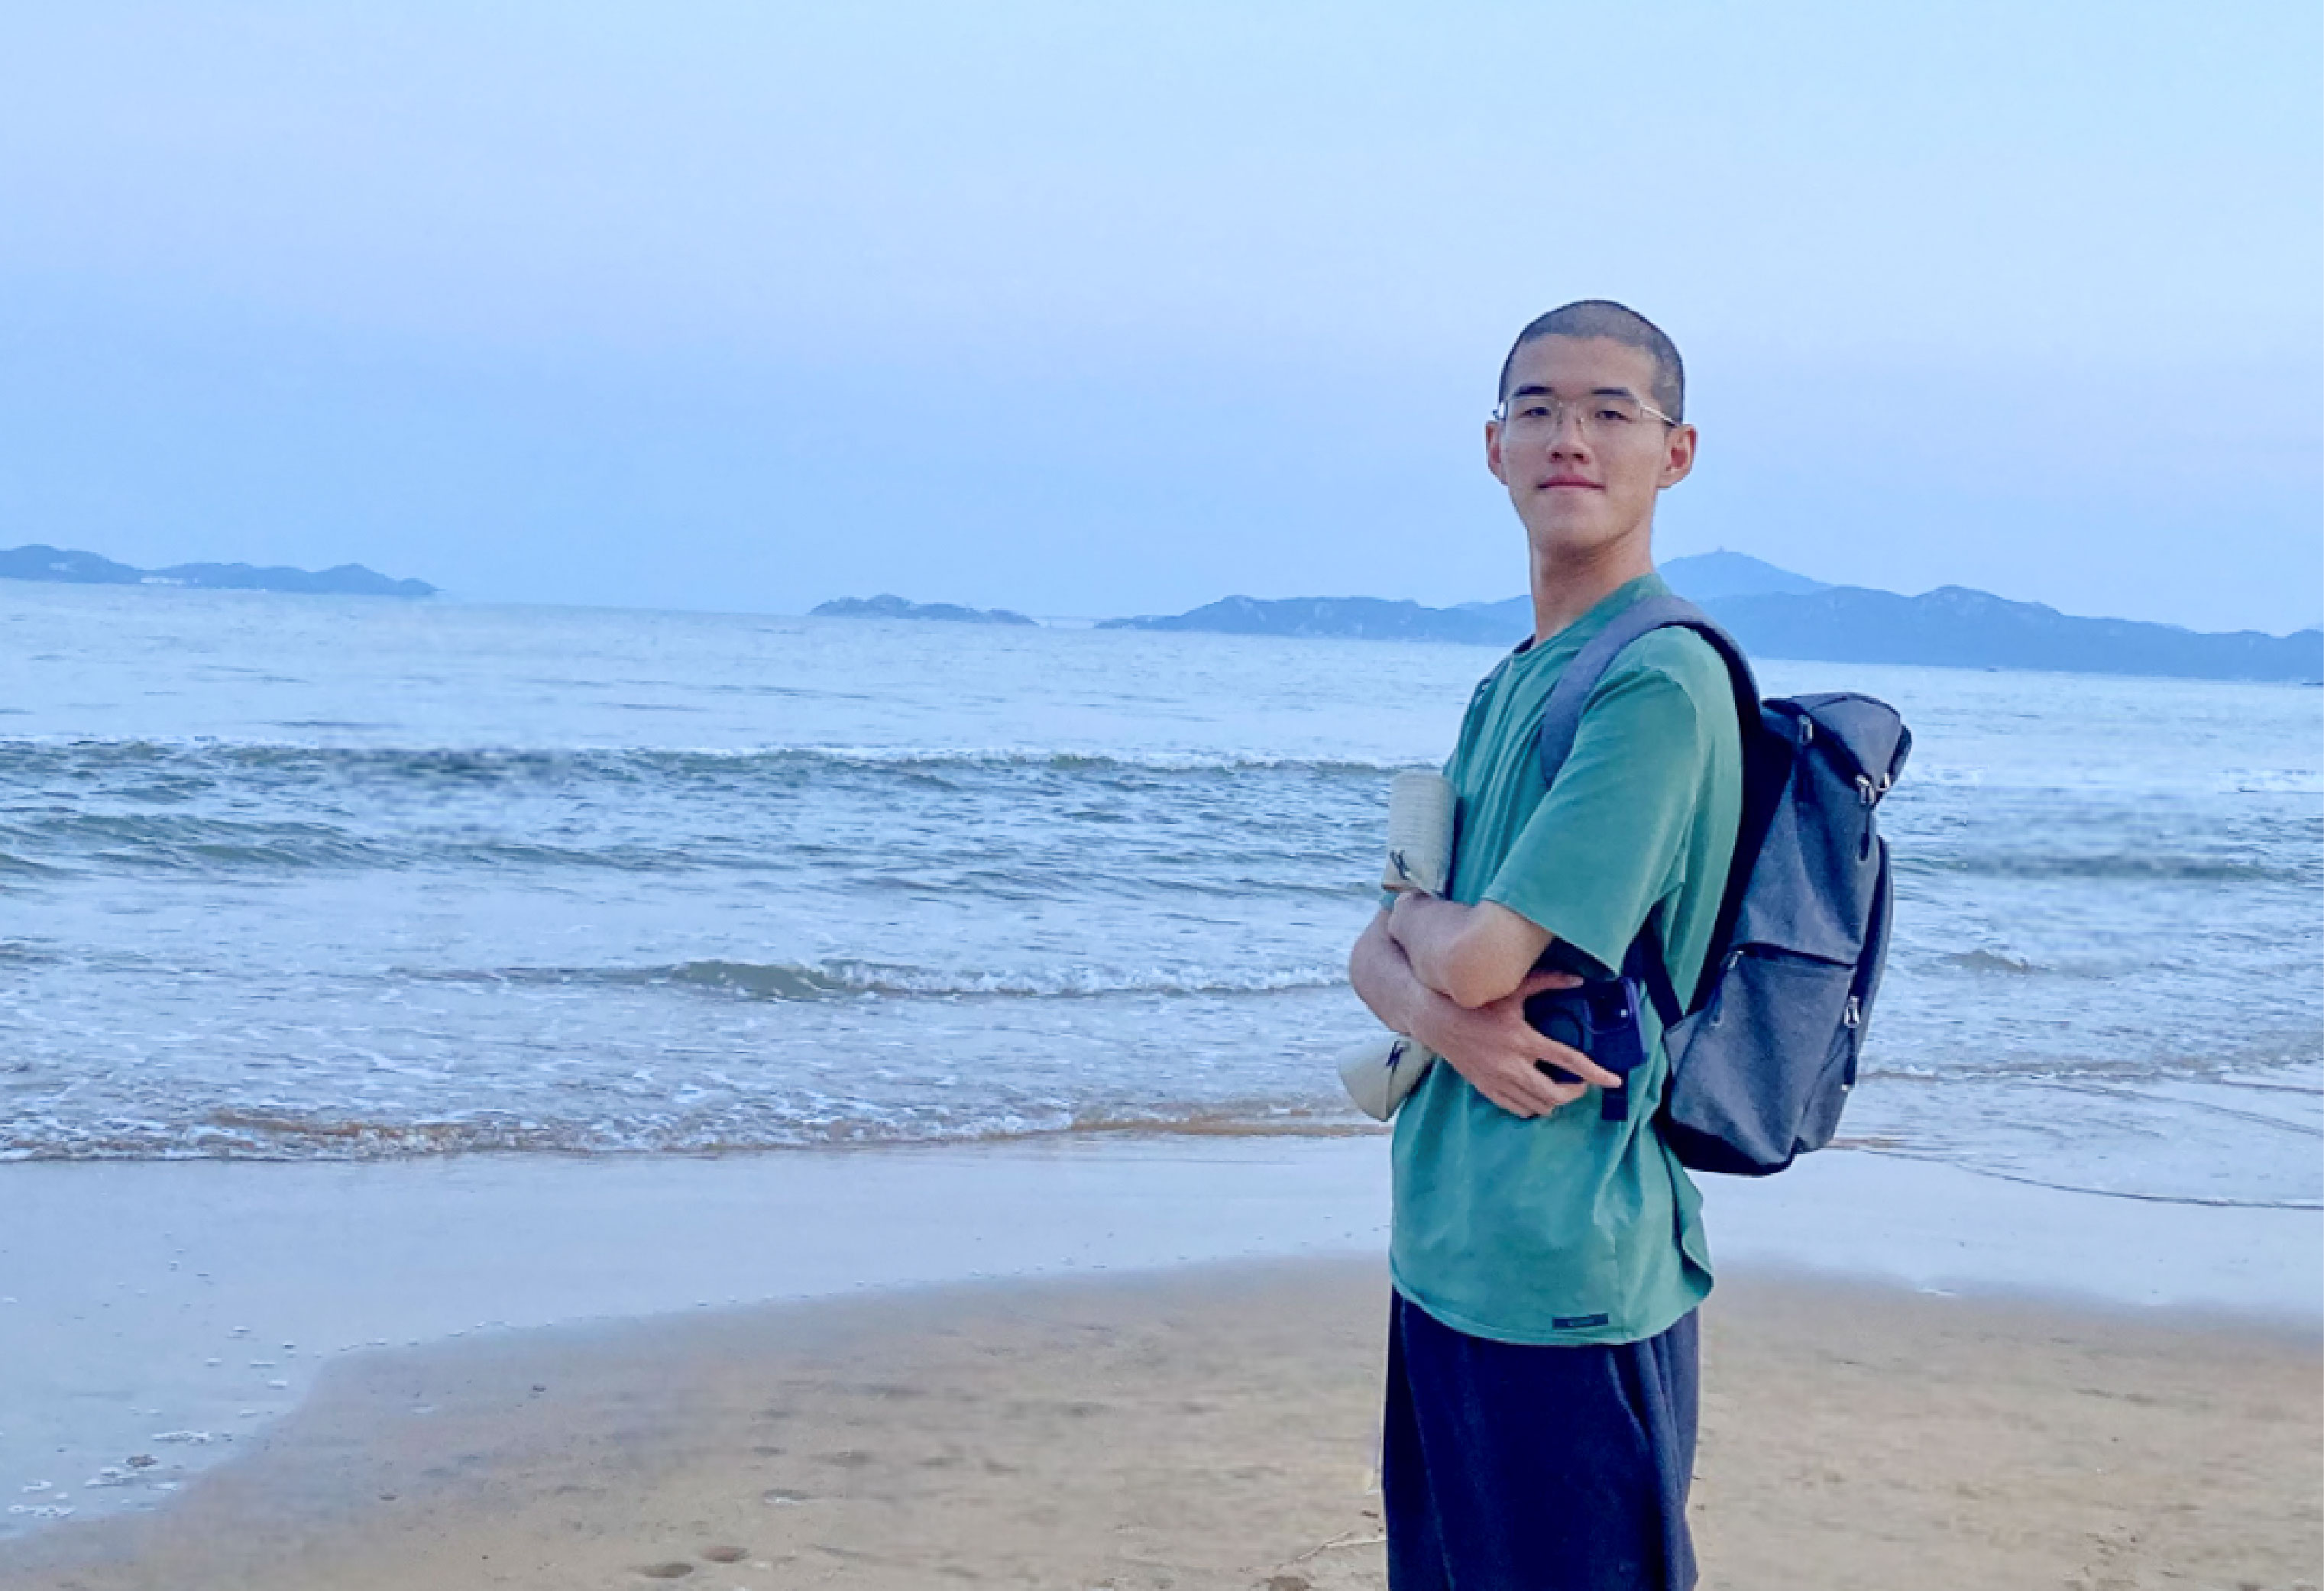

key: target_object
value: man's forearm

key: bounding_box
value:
[1386,894,1478,1002]
[1387,891,1554,1009]
[1348,910,1443,1040]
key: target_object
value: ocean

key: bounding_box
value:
[4,581,2319,1210]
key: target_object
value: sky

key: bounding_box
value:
[2,2,2318,632]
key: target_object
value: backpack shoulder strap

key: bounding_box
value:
[1535,593,1758,786]
[1533,590,1762,1025]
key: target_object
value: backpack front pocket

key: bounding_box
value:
[1665,946,1859,1172]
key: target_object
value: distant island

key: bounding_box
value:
[0,544,437,598]
[1099,552,1817,645]
[1099,551,2324,684]
[812,593,1037,626]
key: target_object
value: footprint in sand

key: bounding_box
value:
[636,1546,749,1580]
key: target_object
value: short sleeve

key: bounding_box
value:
[1481,658,1708,975]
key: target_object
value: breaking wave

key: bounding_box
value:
[0,736,1415,782]
[411,957,1352,1001]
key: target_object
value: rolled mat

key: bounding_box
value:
[1344,770,1456,1120]
[1380,769,1455,895]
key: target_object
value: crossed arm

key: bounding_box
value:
[1348,894,1623,1119]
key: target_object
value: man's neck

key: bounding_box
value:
[1527,534,1656,644]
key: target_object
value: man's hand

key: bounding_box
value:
[1410,968,1627,1120]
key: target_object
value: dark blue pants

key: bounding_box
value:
[1382,1292,1699,1591]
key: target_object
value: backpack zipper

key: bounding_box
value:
[1704,947,1746,1026]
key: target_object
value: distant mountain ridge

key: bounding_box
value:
[1099,552,2323,684]
[1706,584,2321,681]
[812,593,1037,626]
[0,544,436,598]
[1103,593,1519,645]
[1649,548,1829,600]
[1095,551,1814,645]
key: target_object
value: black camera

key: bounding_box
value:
[1523,978,1650,1120]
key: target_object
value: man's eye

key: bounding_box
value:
[1519,405,1554,420]
[1595,407,1633,424]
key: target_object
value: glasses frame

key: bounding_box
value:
[1491,392,1681,433]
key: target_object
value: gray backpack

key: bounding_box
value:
[1536,594,1911,1175]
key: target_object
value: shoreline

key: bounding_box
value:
[0,1137,2316,1555]
[3,1254,2317,1590]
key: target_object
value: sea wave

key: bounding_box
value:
[0,1100,1377,1163]
[1898,850,2309,884]
[5,1100,2313,1212]
[2222,768,2324,796]
[0,737,1406,882]
[411,957,1354,1001]
[1859,1036,2324,1090]
[1935,949,2051,975]
[0,736,1416,781]
[0,810,1383,888]
[0,811,715,876]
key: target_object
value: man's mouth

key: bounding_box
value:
[1539,476,1602,490]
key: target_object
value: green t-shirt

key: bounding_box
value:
[1389,572,1743,1345]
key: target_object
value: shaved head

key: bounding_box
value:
[1497,300,1685,421]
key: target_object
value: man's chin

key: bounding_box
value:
[1521,516,1617,558]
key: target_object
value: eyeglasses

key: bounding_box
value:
[1491,391,1678,441]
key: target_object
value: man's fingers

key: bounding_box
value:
[1527,1074,1589,1110]
[1476,1061,1564,1119]
[1491,1073,1584,1117]
[1513,969,1585,999]
[1439,1047,1537,1118]
[1450,1048,1597,1119]
[1535,1039,1622,1091]
[1506,1062,1584,1115]
[1480,1078,1539,1118]
[1485,1002,1619,1088]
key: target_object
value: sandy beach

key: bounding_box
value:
[2,1254,2315,1591]
[0,1140,2316,1589]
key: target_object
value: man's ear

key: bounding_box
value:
[1485,419,1508,485]
[1658,423,1698,489]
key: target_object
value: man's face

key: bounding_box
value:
[1485,335,1697,558]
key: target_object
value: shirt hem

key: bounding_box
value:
[1390,1262,1710,1349]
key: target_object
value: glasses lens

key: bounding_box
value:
[1502,396,1646,435]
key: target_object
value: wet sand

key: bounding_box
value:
[4,1257,2316,1591]
[4,1136,2316,1527]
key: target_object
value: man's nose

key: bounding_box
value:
[1543,409,1592,454]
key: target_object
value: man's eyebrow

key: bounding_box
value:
[1506,383,1641,400]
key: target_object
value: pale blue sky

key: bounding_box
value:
[2,2,2317,631]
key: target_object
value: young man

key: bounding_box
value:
[1347,300,1743,1590]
